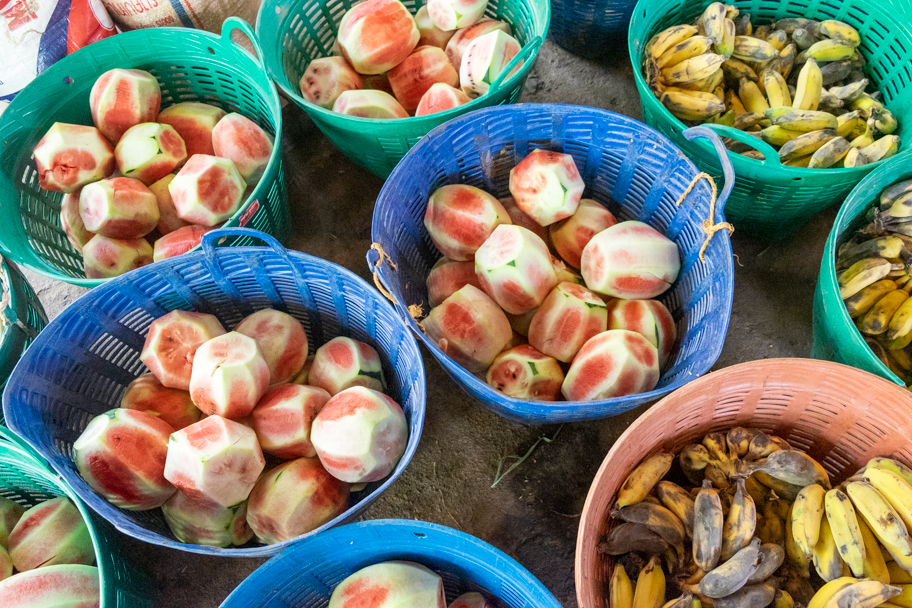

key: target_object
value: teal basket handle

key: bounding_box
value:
[697,122,784,169]
[682,125,735,216]
[221,17,266,66]
[489,36,544,96]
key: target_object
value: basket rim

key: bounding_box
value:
[816,162,912,386]
[220,518,563,607]
[2,229,428,557]
[371,102,735,423]
[254,0,551,126]
[0,20,284,289]
[626,0,912,177]
[573,356,912,606]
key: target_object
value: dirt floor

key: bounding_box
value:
[21,37,840,608]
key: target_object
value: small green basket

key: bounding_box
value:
[628,0,912,240]
[0,18,289,288]
[0,257,47,388]
[811,162,912,387]
[0,437,152,607]
[256,0,550,178]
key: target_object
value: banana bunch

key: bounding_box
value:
[835,179,912,383]
[644,8,902,168]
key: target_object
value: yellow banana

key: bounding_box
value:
[873,108,899,135]
[757,505,786,546]
[846,481,912,556]
[859,518,892,583]
[656,481,696,539]
[818,19,861,48]
[793,58,823,111]
[772,110,838,132]
[892,584,912,607]
[719,478,756,562]
[812,515,845,582]
[633,556,666,608]
[885,297,912,350]
[850,124,876,149]
[699,538,762,599]
[649,24,700,61]
[864,467,912,530]
[754,470,805,499]
[657,36,715,69]
[838,236,904,268]
[660,595,694,608]
[617,452,674,508]
[611,564,634,608]
[739,78,769,115]
[732,35,779,62]
[778,128,835,161]
[806,39,856,62]
[681,443,712,485]
[714,18,735,57]
[774,590,795,608]
[890,561,912,584]
[836,110,866,138]
[702,432,731,462]
[807,577,859,608]
[693,479,724,572]
[763,69,791,108]
[867,457,912,486]
[615,502,686,554]
[860,290,908,335]
[862,135,901,163]
[839,258,892,298]
[661,90,726,121]
[824,488,866,577]
[766,29,788,51]
[820,580,901,608]
[777,43,797,79]
[809,136,850,169]
[735,112,766,131]
[662,54,727,85]
[844,147,869,168]
[830,79,869,103]
[721,57,758,84]
[700,2,727,46]
[851,93,884,113]
[786,501,812,577]
[843,279,899,318]
[792,483,826,557]
[761,125,803,146]
[725,88,746,113]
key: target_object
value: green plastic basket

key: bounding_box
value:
[0,436,152,607]
[256,0,550,177]
[628,0,912,240]
[0,18,289,288]
[811,162,912,387]
[0,257,47,387]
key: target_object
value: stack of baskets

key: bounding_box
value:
[550,0,637,58]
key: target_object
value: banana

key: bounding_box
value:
[818,19,861,48]
[763,69,791,108]
[808,578,859,608]
[838,257,892,298]
[890,585,912,607]
[720,479,756,562]
[836,110,866,138]
[809,137,850,169]
[857,517,892,583]
[712,581,777,608]
[602,522,670,555]
[843,147,869,168]
[778,128,835,161]
[822,580,901,608]
[745,474,771,504]
[700,538,762,598]
[734,12,751,36]
[851,93,884,114]
[774,590,795,608]
[650,24,701,61]
[864,467,912,530]
[757,508,785,546]
[886,296,912,349]
[846,481,912,556]
[766,30,788,51]
[793,58,823,111]
[735,112,766,131]
[694,479,725,572]
[819,60,853,86]
[786,502,812,577]
[862,135,901,163]
[843,279,899,318]
[867,457,912,486]
[656,481,696,539]
[883,181,912,210]
[661,90,726,121]
[830,79,869,102]
[725,88,747,114]
[726,428,757,458]
[792,483,826,557]
[657,36,715,69]
[703,432,731,462]
[890,561,912,584]
[771,109,838,132]
[662,54,727,85]
[749,543,786,583]
[746,433,788,461]
[777,44,797,79]
[752,24,770,41]
[681,444,712,485]
[792,28,819,51]
[754,470,805,500]
[700,2,727,45]
[889,347,912,372]
[615,502,687,554]
[661,595,694,608]
[850,124,876,149]
[611,564,634,608]
[818,90,845,113]
[721,58,758,84]
[838,235,904,267]
[753,450,831,488]
[739,78,770,115]
[860,289,908,335]
[824,488,867,576]
[633,556,666,608]
[617,452,675,508]
[806,39,856,62]
[714,18,736,57]
[812,514,844,582]
[732,36,779,62]
[775,18,818,35]
[707,109,736,127]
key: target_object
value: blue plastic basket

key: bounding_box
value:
[2,228,426,557]
[220,519,562,607]
[370,104,735,424]
[549,0,636,58]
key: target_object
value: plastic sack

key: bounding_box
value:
[100,0,261,33]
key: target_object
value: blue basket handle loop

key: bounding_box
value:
[201,227,285,256]
[678,126,736,263]
[221,17,266,66]
[489,36,543,96]
[696,122,784,169]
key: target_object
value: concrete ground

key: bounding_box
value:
[21,37,840,608]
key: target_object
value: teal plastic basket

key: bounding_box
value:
[0,18,289,288]
[628,0,912,240]
[0,257,46,387]
[256,0,550,177]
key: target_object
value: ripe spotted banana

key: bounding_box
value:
[812,515,844,582]
[662,54,727,85]
[766,29,788,51]
[757,500,786,546]
[846,481,912,557]
[752,449,831,488]
[850,124,876,149]
[809,137,850,169]
[831,79,868,103]
[700,2,727,45]
[838,236,904,268]
[616,452,674,508]
[749,542,786,583]
[859,517,892,583]
[820,580,901,608]
[693,479,724,572]
[885,297,912,349]
[739,78,769,115]
[825,488,866,577]
[838,257,892,298]
[732,35,778,62]
[778,129,835,161]
[649,25,700,62]
[699,538,762,598]
[807,577,858,608]
[836,110,867,138]
[661,90,726,121]
[657,36,715,69]
[793,58,823,111]
[681,444,712,485]
[792,483,826,557]
[632,556,666,608]
[656,481,696,539]
[713,581,777,608]
[763,69,791,108]
[843,279,899,318]
[873,107,899,135]
[819,20,861,47]
[862,135,901,163]
[844,147,869,168]
[859,290,908,335]
[715,18,736,57]
[746,433,790,461]
[602,522,670,555]
[726,427,756,458]
[864,467,912,531]
[786,501,812,577]
[774,18,818,35]
[867,457,912,486]
[771,110,838,132]
[777,44,797,79]
[806,39,856,62]
[614,502,686,556]
[720,478,756,562]
[610,564,634,608]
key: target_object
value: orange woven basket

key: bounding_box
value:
[575,358,912,608]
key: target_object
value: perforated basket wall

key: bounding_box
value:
[256,0,550,177]
[220,519,562,608]
[811,163,912,386]
[550,0,637,58]
[0,258,47,388]
[2,229,426,557]
[576,358,912,608]
[0,438,151,607]
[371,104,735,424]
[628,0,912,240]
[0,19,289,288]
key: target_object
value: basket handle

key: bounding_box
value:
[201,227,285,255]
[682,125,736,215]
[694,122,784,170]
[221,16,266,66]
[488,36,544,96]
